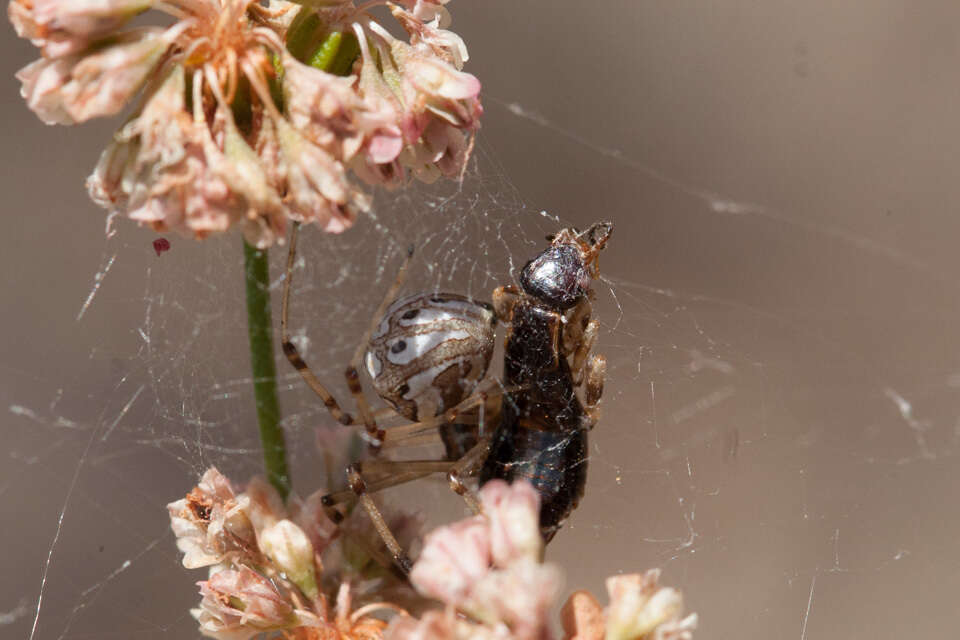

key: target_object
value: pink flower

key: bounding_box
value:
[409,480,544,604]
[410,515,491,605]
[17,25,179,125]
[393,480,697,640]
[260,519,321,600]
[560,592,605,640]
[386,610,457,640]
[390,2,468,68]
[480,479,542,567]
[287,487,340,565]
[272,115,368,234]
[357,20,481,145]
[8,0,152,57]
[170,471,696,640]
[603,571,697,640]
[283,53,404,167]
[404,481,558,640]
[466,560,561,640]
[194,566,297,640]
[88,63,289,246]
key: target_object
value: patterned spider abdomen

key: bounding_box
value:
[365,293,496,421]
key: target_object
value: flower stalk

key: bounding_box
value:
[243,239,290,499]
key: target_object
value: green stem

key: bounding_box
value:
[243,240,290,499]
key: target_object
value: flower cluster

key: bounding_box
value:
[387,480,698,640]
[167,467,397,640]
[169,470,696,640]
[9,0,482,246]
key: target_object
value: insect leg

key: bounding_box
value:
[582,353,606,428]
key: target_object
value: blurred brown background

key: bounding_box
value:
[4,1,960,638]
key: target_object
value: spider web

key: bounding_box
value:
[5,2,960,639]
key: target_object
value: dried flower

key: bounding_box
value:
[167,467,258,569]
[10,0,482,246]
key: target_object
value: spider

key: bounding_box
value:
[280,221,611,572]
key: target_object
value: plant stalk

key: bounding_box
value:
[243,240,290,499]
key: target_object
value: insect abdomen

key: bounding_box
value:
[480,425,588,542]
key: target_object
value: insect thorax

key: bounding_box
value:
[364,293,496,421]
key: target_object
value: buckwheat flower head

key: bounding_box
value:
[9,0,482,246]
[171,467,396,640]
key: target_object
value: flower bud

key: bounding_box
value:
[259,519,319,600]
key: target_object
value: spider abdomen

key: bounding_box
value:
[365,293,496,421]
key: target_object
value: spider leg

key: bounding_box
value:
[321,458,463,573]
[563,296,592,353]
[373,380,517,449]
[372,406,403,422]
[281,222,354,426]
[281,222,416,443]
[344,244,417,444]
[446,403,494,514]
[321,406,497,573]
